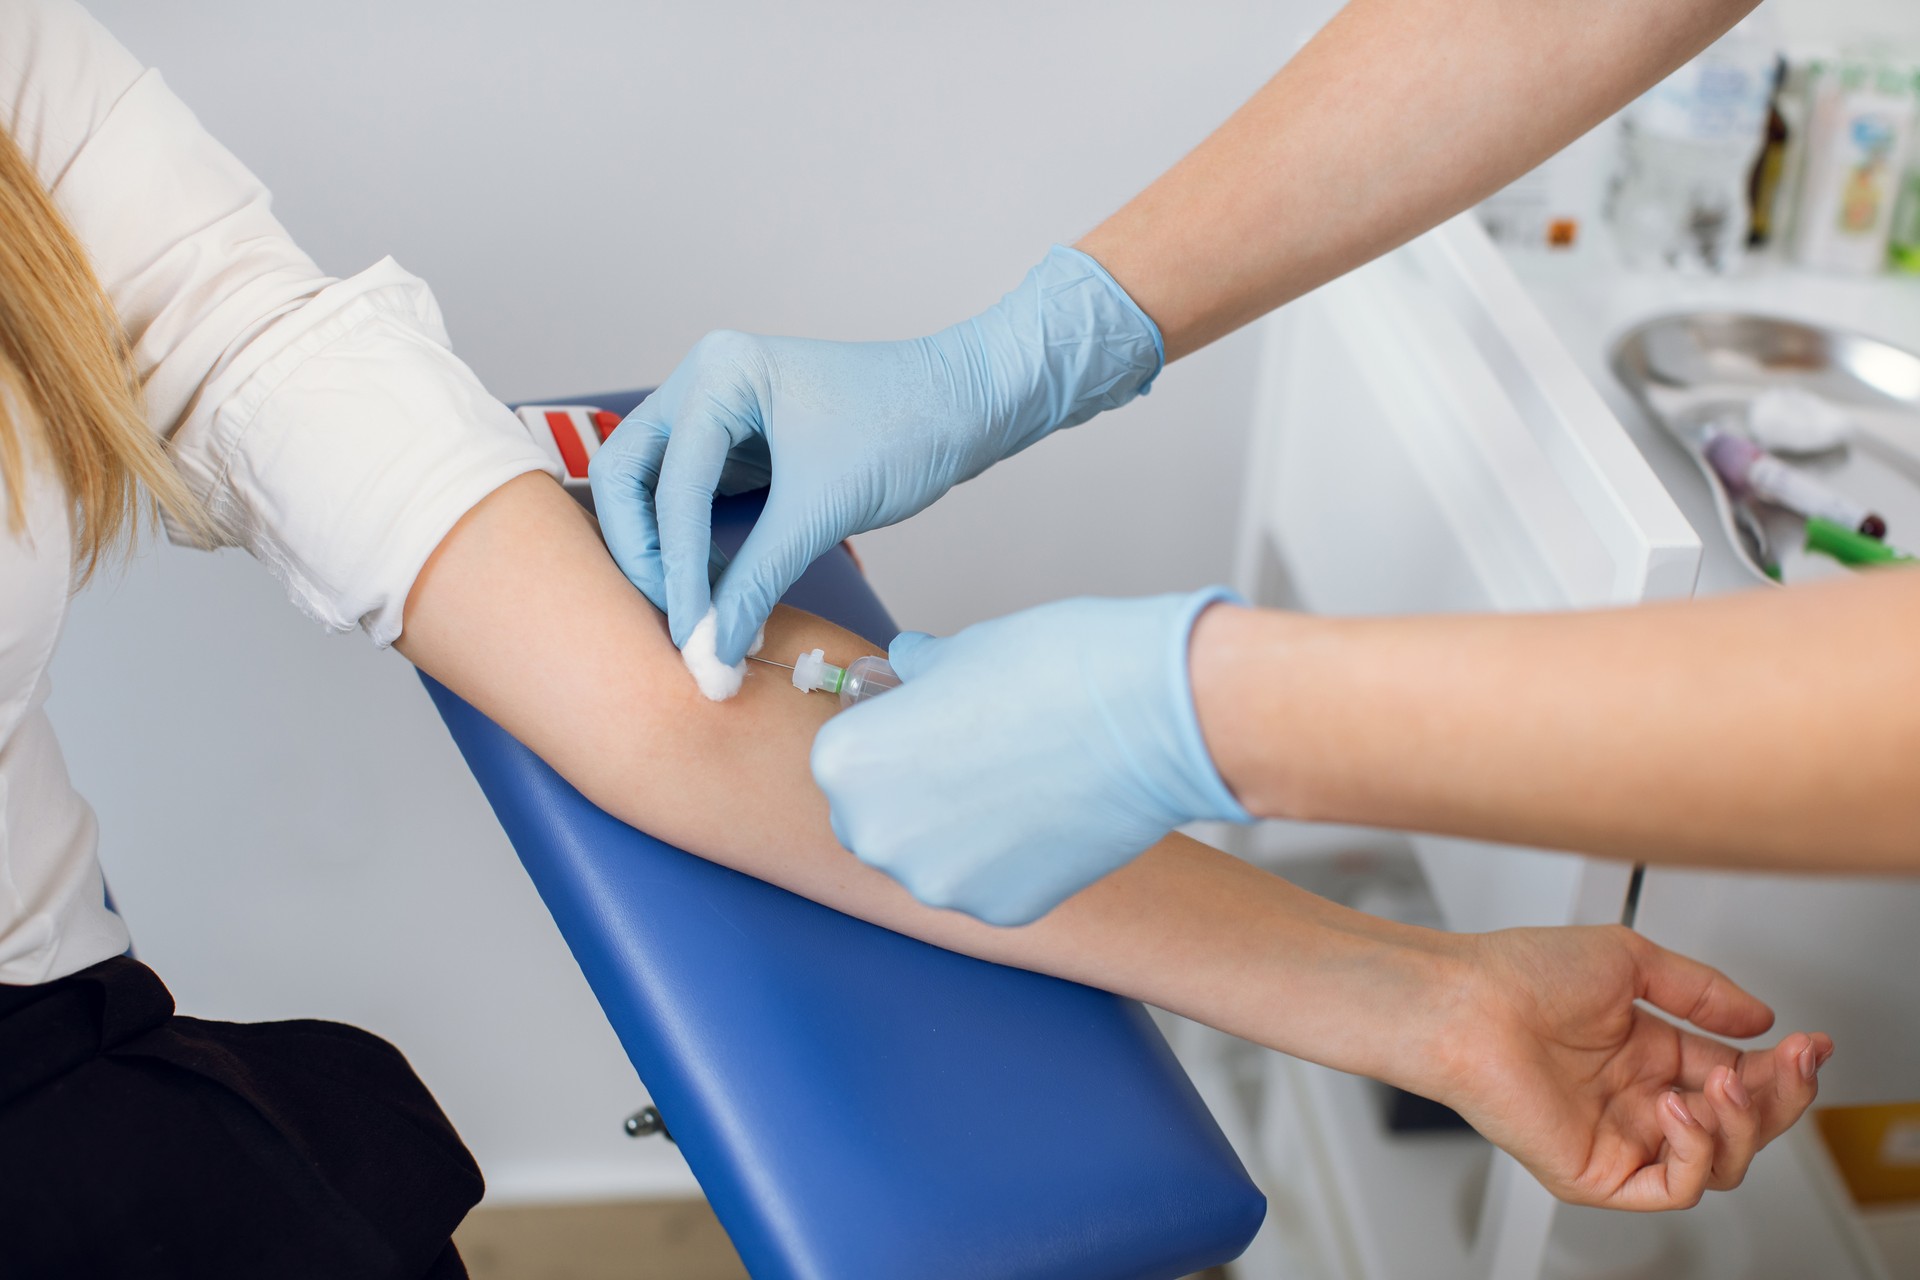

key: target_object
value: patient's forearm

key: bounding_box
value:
[398,475,1463,1092]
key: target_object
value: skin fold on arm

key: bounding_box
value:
[400,473,1828,1211]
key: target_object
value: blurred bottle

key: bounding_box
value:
[1608,7,1783,272]
[1476,121,1612,254]
[1891,145,1920,275]
[1791,59,1918,275]
[1746,71,1792,249]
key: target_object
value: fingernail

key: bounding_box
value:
[1799,1046,1818,1081]
[1666,1092,1698,1128]
[1722,1071,1750,1110]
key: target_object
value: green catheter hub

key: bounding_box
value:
[748,650,902,707]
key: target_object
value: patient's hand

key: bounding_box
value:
[1427,925,1827,1211]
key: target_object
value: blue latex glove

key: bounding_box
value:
[810,589,1251,925]
[590,245,1164,663]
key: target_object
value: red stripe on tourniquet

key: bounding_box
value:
[592,411,622,441]
[546,411,590,477]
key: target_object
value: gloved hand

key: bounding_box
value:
[590,246,1164,664]
[811,589,1251,925]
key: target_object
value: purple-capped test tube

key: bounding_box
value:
[1703,430,1887,540]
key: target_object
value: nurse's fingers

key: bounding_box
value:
[1635,936,1776,1040]
[1613,1090,1715,1212]
[709,486,837,667]
[589,414,672,612]
[654,416,735,648]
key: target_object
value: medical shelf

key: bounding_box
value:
[1267,1053,1489,1280]
[1189,212,1919,1280]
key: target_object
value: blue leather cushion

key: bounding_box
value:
[420,389,1263,1278]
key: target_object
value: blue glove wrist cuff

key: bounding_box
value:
[1049,244,1167,391]
[975,245,1167,458]
[1165,585,1254,826]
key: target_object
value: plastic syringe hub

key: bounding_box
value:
[791,648,846,695]
[789,649,900,706]
[838,655,901,706]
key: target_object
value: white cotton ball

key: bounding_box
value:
[1746,387,1852,454]
[682,607,747,701]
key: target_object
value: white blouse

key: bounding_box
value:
[0,1,558,985]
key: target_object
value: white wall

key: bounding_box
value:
[94,0,1309,633]
[1774,0,1917,52]
[57,0,1308,1202]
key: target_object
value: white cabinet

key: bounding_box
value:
[1238,213,1701,961]
[1206,211,1917,1280]
[1238,212,1700,619]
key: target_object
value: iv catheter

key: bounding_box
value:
[748,651,901,706]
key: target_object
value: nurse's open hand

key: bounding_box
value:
[1439,925,1830,1211]
[590,246,1163,667]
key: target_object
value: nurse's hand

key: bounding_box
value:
[590,246,1164,665]
[811,589,1249,925]
[1442,925,1830,1211]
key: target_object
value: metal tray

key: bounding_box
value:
[1611,312,1920,586]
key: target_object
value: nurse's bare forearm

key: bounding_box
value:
[1192,573,1920,872]
[396,474,1467,1088]
[1079,0,1755,359]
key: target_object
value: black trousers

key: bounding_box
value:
[0,956,482,1280]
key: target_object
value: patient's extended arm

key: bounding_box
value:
[399,473,1825,1211]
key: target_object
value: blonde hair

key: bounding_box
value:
[0,124,203,581]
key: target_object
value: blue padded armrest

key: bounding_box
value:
[420,390,1263,1279]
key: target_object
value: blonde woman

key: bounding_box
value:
[0,4,1825,1276]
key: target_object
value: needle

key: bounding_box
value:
[746,655,794,671]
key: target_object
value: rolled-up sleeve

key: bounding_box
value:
[171,260,563,644]
[19,2,557,644]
